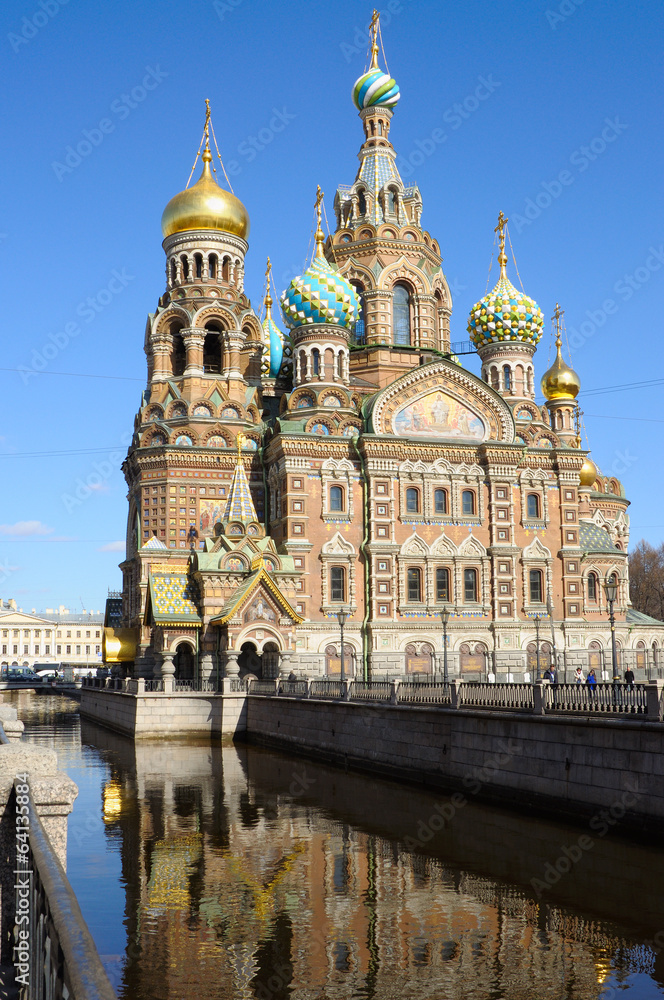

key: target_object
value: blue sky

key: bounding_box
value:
[1,0,663,611]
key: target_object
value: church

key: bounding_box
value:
[105,15,664,684]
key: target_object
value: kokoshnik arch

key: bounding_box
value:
[105,16,664,684]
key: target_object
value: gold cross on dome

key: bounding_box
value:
[552,301,565,347]
[494,211,508,254]
[315,185,324,226]
[370,9,380,68]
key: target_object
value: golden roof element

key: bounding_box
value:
[102,626,138,663]
[579,456,598,487]
[541,303,581,400]
[161,101,249,240]
[494,210,509,277]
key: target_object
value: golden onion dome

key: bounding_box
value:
[579,456,598,487]
[541,338,581,400]
[161,148,250,240]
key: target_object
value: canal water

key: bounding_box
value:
[9,691,664,999]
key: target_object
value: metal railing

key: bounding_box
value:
[278,679,309,697]
[13,792,117,1000]
[249,679,278,696]
[461,682,535,711]
[545,682,648,715]
[309,679,344,700]
[143,679,164,692]
[397,681,452,706]
[349,680,392,702]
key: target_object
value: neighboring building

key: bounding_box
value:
[109,18,664,682]
[0,599,103,669]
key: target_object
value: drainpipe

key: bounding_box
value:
[351,434,371,682]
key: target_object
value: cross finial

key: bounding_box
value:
[314,185,325,257]
[552,301,565,349]
[370,9,380,68]
[204,98,211,149]
[495,211,508,276]
[264,256,273,311]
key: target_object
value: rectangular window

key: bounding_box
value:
[75,645,81,655]
[436,567,450,602]
[529,569,543,603]
[45,645,50,654]
[23,646,28,654]
[434,489,447,514]
[66,645,71,655]
[462,490,475,516]
[407,568,422,602]
[464,568,478,602]
[56,645,61,655]
[85,646,90,654]
[330,566,346,602]
[1,645,5,655]
[405,488,419,514]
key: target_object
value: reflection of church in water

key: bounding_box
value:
[108,14,664,682]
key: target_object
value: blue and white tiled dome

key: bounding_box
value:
[281,254,359,331]
[262,310,284,376]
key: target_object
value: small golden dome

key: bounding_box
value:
[579,457,598,487]
[541,340,581,400]
[161,149,250,240]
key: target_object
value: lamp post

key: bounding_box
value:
[440,606,450,684]
[604,579,619,679]
[336,609,348,682]
[534,614,542,683]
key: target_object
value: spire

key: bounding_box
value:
[222,434,259,524]
[264,256,273,313]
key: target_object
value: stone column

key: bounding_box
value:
[150,333,172,383]
[160,650,175,693]
[199,652,215,686]
[278,651,292,680]
[182,329,205,377]
[224,331,244,380]
[224,650,240,677]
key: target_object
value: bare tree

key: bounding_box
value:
[629,540,664,620]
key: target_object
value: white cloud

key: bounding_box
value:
[97,541,125,552]
[0,521,53,537]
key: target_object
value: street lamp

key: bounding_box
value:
[440,606,450,684]
[336,609,348,682]
[533,614,542,683]
[604,578,619,679]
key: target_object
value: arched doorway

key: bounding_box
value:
[588,640,603,674]
[174,642,195,681]
[459,643,487,679]
[635,641,646,671]
[262,642,280,679]
[238,641,263,678]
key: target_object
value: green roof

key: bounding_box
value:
[626,608,664,626]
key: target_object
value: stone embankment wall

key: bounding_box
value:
[79,689,247,737]
[245,696,664,836]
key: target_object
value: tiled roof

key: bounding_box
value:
[142,536,168,550]
[223,462,258,524]
[148,573,201,625]
[579,522,619,553]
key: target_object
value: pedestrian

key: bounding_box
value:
[542,667,553,682]
[586,668,597,696]
[624,666,635,689]
[574,666,584,684]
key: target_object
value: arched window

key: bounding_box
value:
[330,485,344,512]
[358,189,367,215]
[208,254,217,279]
[464,568,478,602]
[312,349,320,376]
[386,188,396,214]
[330,566,346,602]
[436,567,450,602]
[529,569,543,603]
[434,489,448,514]
[171,334,186,377]
[222,256,230,281]
[461,490,475,516]
[194,253,203,279]
[405,488,419,514]
[407,568,422,602]
[393,284,411,346]
[170,259,177,285]
[527,494,540,519]
[350,281,366,344]
[203,331,222,373]
[503,365,512,391]
[587,572,598,601]
[180,255,189,281]
[336,352,343,379]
